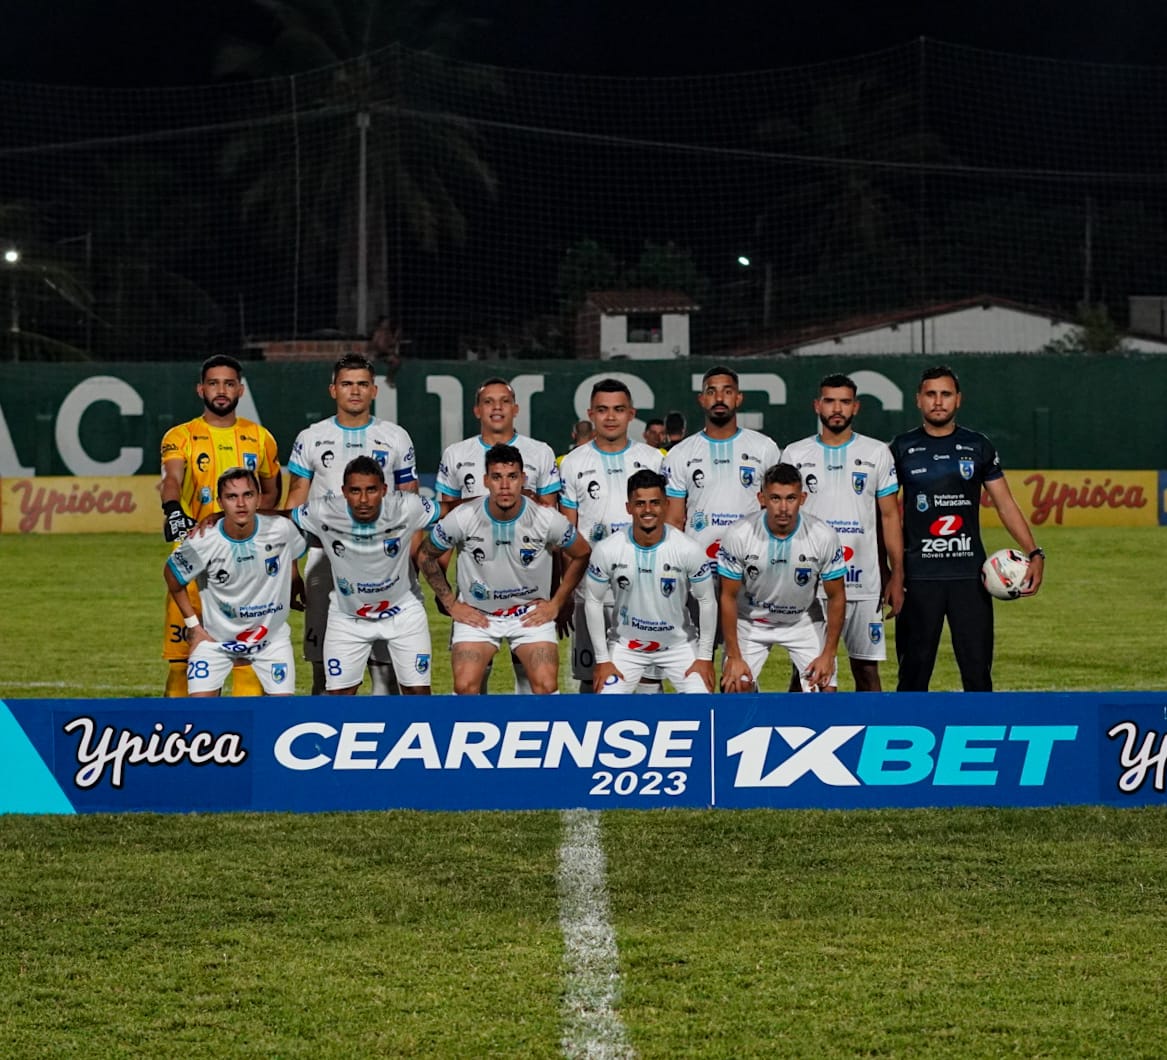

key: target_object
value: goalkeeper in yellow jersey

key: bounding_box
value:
[159,355,282,697]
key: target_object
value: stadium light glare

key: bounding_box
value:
[3,247,19,265]
[736,255,751,267]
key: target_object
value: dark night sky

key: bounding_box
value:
[2,0,1167,86]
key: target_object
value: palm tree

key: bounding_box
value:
[215,0,498,336]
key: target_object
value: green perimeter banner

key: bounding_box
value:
[1,354,1164,477]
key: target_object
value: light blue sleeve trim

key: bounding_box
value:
[560,496,579,510]
[586,568,609,583]
[536,482,562,495]
[434,482,460,497]
[288,461,312,479]
[876,484,898,497]
[716,565,743,580]
[665,487,687,498]
[166,554,193,584]
[822,566,847,581]
[428,527,453,552]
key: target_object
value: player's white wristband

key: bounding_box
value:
[183,614,201,629]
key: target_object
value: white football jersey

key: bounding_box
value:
[288,416,417,500]
[559,441,663,545]
[435,433,561,502]
[168,515,306,645]
[292,491,438,619]
[662,428,781,555]
[430,498,577,613]
[717,510,845,625]
[585,525,713,650]
[780,432,897,600]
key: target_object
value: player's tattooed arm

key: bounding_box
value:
[419,538,488,628]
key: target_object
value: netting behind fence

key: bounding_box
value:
[3,39,1167,361]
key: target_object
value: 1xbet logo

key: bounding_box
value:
[726,725,1078,787]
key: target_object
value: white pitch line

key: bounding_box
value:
[557,808,635,1060]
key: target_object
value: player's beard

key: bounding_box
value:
[706,405,734,427]
[819,413,854,436]
[203,394,240,417]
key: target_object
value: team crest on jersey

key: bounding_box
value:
[372,450,388,467]
[959,458,975,480]
[692,511,708,532]
[591,524,607,542]
[916,493,929,512]
[739,466,756,488]
[660,576,676,597]
[271,663,288,684]
[471,581,490,600]
[852,472,867,495]
[415,653,431,675]
[337,576,354,596]
[519,547,537,567]
[384,538,400,557]
[244,452,258,470]
[869,623,883,645]
[265,556,280,576]
[795,567,812,586]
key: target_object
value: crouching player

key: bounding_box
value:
[292,456,439,695]
[419,443,590,696]
[584,470,717,693]
[164,467,305,697]
[718,463,846,692]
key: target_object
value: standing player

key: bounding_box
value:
[890,365,1044,692]
[286,353,417,695]
[718,463,846,693]
[292,456,438,696]
[584,471,716,694]
[164,468,305,697]
[434,377,561,692]
[663,365,781,564]
[159,354,281,698]
[642,418,667,451]
[435,377,561,512]
[780,373,904,691]
[418,444,590,696]
[559,379,664,691]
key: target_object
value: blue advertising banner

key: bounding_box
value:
[2,692,1165,814]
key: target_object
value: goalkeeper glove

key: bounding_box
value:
[162,501,197,542]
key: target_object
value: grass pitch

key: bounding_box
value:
[1,526,1166,1056]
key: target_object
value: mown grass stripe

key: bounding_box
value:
[558,808,635,1060]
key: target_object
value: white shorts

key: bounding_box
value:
[323,603,432,690]
[597,641,709,694]
[451,604,558,651]
[807,597,886,662]
[187,628,295,695]
[303,549,391,665]
[735,615,831,692]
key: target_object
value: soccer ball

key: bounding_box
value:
[981,548,1030,600]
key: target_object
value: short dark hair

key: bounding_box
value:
[763,462,803,488]
[701,365,739,386]
[332,352,376,381]
[474,377,515,404]
[201,354,242,382]
[627,469,667,497]
[664,411,686,435]
[819,373,857,395]
[216,466,259,497]
[645,417,664,430]
[919,364,961,392]
[344,455,385,485]
[590,378,632,403]
[485,442,523,471]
